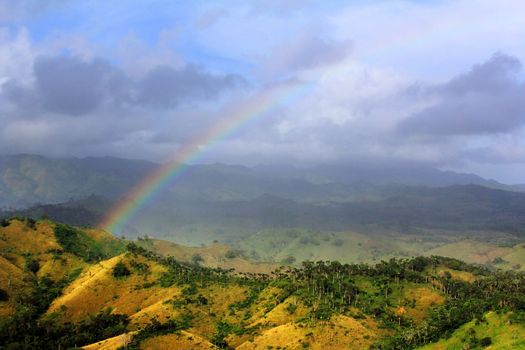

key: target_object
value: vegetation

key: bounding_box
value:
[1,219,525,349]
[0,267,118,349]
[118,314,193,350]
[54,223,124,262]
[0,289,8,302]
[112,261,132,278]
[24,255,40,274]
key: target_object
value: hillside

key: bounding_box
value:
[233,228,525,272]
[134,237,279,274]
[1,218,525,349]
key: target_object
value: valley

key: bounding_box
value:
[3,2,525,348]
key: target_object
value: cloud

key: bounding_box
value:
[136,64,245,108]
[249,0,312,16]
[4,55,128,116]
[398,53,525,135]
[3,54,245,116]
[0,28,34,82]
[194,8,229,29]
[265,34,352,76]
[2,1,525,183]
[0,0,68,21]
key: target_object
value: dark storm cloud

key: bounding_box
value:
[4,55,129,116]
[2,55,245,116]
[136,64,245,108]
[35,56,130,115]
[398,53,525,135]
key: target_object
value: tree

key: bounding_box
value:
[191,254,204,265]
[25,257,40,274]
[0,288,8,301]
[112,261,131,278]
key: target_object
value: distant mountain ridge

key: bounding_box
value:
[254,161,507,188]
[0,154,156,208]
[0,154,519,209]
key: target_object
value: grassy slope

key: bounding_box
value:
[47,253,183,326]
[425,240,512,264]
[235,228,417,264]
[0,218,125,318]
[418,312,525,350]
[0,219,86,316]
[139,331,218,350]
[498,243,525,271]
[234,228,525,273]
[135,238,279,274]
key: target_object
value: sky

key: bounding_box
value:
[1,0,525,183]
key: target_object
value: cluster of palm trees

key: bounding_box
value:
[126,241,525,349]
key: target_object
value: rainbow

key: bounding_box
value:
[100,81,313,233]
[100,9,468,234]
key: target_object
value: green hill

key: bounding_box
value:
[1,218,525,349]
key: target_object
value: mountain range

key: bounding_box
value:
[2,154,525,245]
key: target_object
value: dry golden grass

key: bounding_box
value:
[140,330,218,350]
[0,219,87,316]
[137,239,279,274]
[242,286,282,323]
[37,252,86,281]
[82,332,136,350]
[236,322,305,350]
[84,227,113,242]
[0,255,27,317]
[47,253,182,325]
[437,267,476,283]
[237,315,379,350]
[0,220,60,255]
[403,287,445,323]
[249,296,308,328]
[184,284,248,339]
[129,296,181,327]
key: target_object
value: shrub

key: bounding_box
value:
[0,288,9,301]
[26,218,36,230]
[331,238,344,247]
[480,337,492,346]
[54,224,124,262]
[225,250,243,259]
[312,303,332,320]
[299,237,320,246]
[282,256,296,265]
[285,303,297,314]
[191,254,204,265]
[25,257,40,274]
[129,260,150,275]
[54,224,104,262]
[112,262,131,278]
